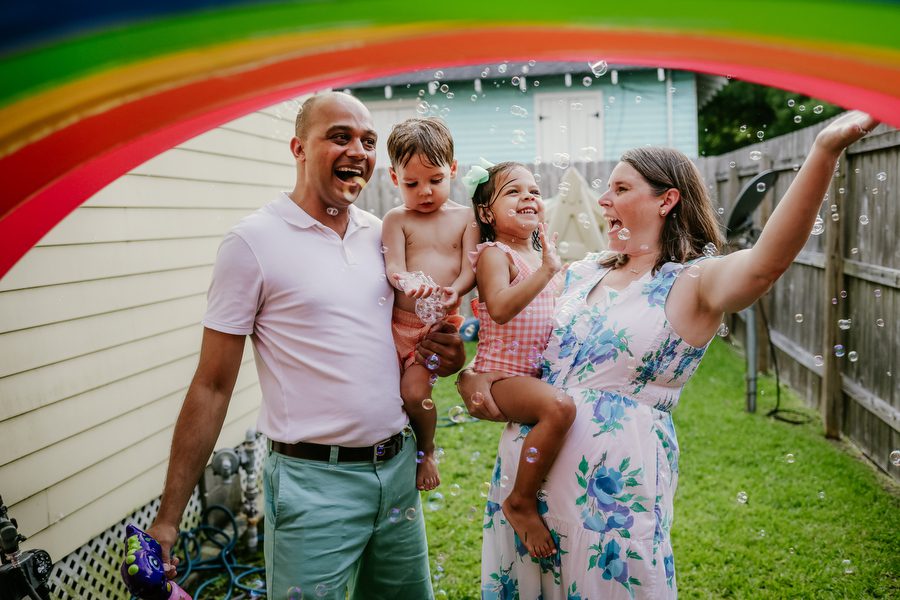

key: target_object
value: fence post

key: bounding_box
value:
[820,152,847,439]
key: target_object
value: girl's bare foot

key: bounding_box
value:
[502,494,555,558]
[416,454,440,491]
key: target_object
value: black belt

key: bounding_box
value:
[271,430,405,463]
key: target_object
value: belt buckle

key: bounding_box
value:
[373,435,391,462]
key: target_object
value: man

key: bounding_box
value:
[147,92,465,599]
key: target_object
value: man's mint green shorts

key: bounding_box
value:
[262,429,433,599]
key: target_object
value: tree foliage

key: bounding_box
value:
[698,80,843,156]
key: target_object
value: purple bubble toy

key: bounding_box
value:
[120,524,192,600]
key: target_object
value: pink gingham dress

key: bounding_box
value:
[470,241,559,377]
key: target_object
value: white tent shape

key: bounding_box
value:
[543,167,609,261]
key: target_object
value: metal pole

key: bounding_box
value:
[744,304,758,412]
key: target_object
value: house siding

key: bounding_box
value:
[0,107,297,561]
[353,69,699,164]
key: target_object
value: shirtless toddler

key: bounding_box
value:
[382,117,479,490]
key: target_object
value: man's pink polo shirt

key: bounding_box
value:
[203,193,406,446]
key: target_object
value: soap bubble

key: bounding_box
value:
[617,228,631,241]
[588,60,608,77]
[448,405,468,423]
[287,586,304,600]
[582,76,593,87]
[426,492,445,511]
[749,151,762,161]
[794,313,804,323]
[756,182,767,193]
[810,216,825,236]
[717,323,729,337]
[890,450,900,466]
[736,491,748,504]
[842,559,854,575]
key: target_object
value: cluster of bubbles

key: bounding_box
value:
[395,271,447,326]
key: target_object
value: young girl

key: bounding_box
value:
[464,161,576,558]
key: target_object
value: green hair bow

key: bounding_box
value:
[461,157,495,200]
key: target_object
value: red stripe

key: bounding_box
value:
[2,28,898,277]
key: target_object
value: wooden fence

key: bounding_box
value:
[355,118,899,479]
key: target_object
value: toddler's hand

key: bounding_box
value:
[538,223,563,275]
[440,287,460,309]
[393,272,440,299]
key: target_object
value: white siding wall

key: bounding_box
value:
[0,103,299,561]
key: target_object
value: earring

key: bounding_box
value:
[659,208,666,217]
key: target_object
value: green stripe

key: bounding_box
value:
[1,0,898,108]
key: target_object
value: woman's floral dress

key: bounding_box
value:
[481,253,712,600]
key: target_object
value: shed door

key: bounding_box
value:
[535,92,604,163]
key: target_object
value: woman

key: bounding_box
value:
[458,111,878,599]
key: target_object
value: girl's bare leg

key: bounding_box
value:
[491,376,576,558]
[401,363,440,490]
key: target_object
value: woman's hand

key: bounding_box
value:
[415,319,466,376]
[813,110,878,156]
[456,367,507,421]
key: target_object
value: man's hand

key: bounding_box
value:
[145,521,180,579]
[415,319,465,376]
[456,368,507,422]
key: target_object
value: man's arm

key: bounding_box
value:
[146,328,246,573]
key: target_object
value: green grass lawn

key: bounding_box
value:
[422,339,900,599]
[201,339,899,598]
